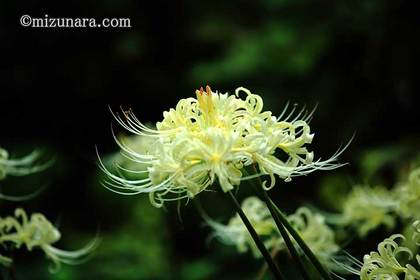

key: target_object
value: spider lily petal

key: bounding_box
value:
[0,209,99,272]
[0,147,53,180]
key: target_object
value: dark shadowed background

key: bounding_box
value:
[1,0,419,279]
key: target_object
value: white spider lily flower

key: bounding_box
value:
[208,196,341,270]
[0,147,52,181]
[0,208,99,272]
[343,221,420,280]
[339,185,399,237]
[360,234,414,280]
[395,167,420,220]
[100,86,347,206]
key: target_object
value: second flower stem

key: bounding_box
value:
[259,187,311,280]
[227,190,285,280]
[269,199,333,280]
[248,164,332,279]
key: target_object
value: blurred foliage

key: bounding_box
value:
[81,200,171,279]
[191,22,327,82]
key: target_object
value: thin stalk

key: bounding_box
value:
[257,248,279,280]
[259,187,311,280]
[226,191,285,280]
[247,165,310,279]
[270,199,332,280]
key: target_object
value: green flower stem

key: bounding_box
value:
[269,199,332,280]
[247,165,331,279]
[259,187,311,280]
[227,191,285,280]
[256,248,280,280]
[247,165,311,279]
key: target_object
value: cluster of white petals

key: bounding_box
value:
[362,221,420,280]
[100,86,346,207]
[341,221,420,280]
[208,196,341,270]
[396,167,420,220]
[0,146,53,201]
[330,167,420,239]
[0,208,98,272]
[340,185,399,237]
[0,147,52,181]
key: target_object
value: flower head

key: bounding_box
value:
[361,234,414,280]
[100,86,347,207]
[0,208,99,272]
[341,220,420,280]
[340,185,398,237]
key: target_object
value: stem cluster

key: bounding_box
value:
[226,166,333,279]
